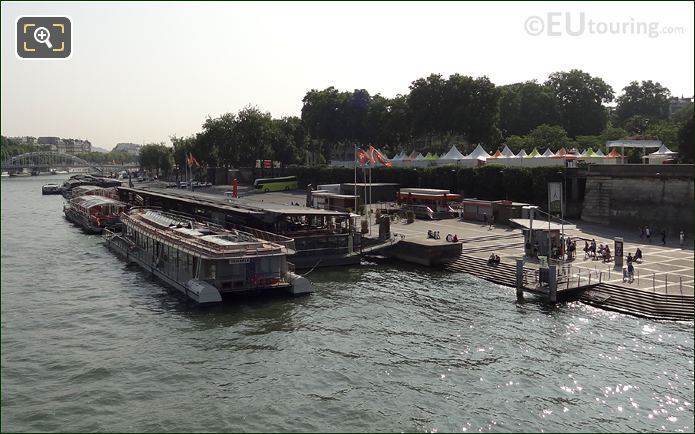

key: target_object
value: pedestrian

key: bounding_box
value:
[645,226,651,243]
[483,212,488,225]
[489,214,494,230]
[680,230,685,249]
[661,229,666,246]
[627,261,634,283]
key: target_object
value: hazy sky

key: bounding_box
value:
[2,1,693,150]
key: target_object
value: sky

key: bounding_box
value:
[1,1,693,150]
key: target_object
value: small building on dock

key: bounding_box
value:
[509,218,575,258]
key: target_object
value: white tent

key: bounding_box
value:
[516,149,528,158]
[501,145,516,157]
[391,151,406,161]
[542,148,555,157]
[439,145,466,161]
[467,144,492,161]
[650,144,677,155]
[414,153,426,161]
[594,149,606,157]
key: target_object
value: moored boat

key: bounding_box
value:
[42,183,62,195]
[63,195,127,233]
[103,209,312,303]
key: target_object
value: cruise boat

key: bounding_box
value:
[42,183,62,195]
[1,171,9,177]
[103,209,312,303]
[63,195,128,233]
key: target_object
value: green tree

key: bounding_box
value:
[525,124,570,150]
[545,70,614,137]
[615,80,671,125]
[139,143,172,176]
[498,81,558,137]
[677,112,693,163]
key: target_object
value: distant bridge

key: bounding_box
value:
[1,151,138,174]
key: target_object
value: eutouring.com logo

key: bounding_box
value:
[524,12,685,39]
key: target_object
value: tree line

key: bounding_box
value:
[149,69,692,172]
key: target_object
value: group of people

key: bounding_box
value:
[488,253,501,264]
[639,225,681,247]
[622,250,641,283]
[583,239,611,262]
[427,230,459,243]
[556,236,577,260]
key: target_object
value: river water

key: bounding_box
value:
[1,176,693,432]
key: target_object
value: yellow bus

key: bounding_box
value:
[254,176,298,193]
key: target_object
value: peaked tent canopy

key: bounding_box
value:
[424,152,438,160]
[489,150,503,159]
[406,151,418,160]
[542,148,555,157]
[467,144,492,161]
[594,149,606,157]
[527,148,542,158]
[516,149,528,158]
[440,145,466,160]
[650,144,678,155]
[606,149,622,158]
[414,153,426,161]
[501,145,516,157]
[584,148,598,157]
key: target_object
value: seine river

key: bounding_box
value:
[1,176,693,432]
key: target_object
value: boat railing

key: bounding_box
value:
[122,214,286,259]
[225,222,296,253]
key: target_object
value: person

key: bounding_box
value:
[489,214,494,230]
[661,229,666,246]
[435,231,441,240]
[483,212,488,225]
[634,248,643,262]
[584,240,590,258]
[494,254,500,263]
[680,230,685,249]
[622,266,629,283]
[627,261,635,283]
[453,234,458,243]
[645,226,651,243]
[488,253,496,264]
[427,230,433,239]
[627,252,633,265]
[604,245,611,262]
[590,239,596,258]
[446,233,453,242]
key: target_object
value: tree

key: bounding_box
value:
[615,80,671,125]
[525,124,570,150]
[234,106,275,165]
[677,112,693,163]
[623,115,651,135]
[139,143,172,176]
[498,81,558,137]
[545,70,614,137]
[270,116,306,165]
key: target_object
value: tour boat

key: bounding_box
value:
[103,209,312,303]
[1,171,9,177]
[63,195,128,234]
[42,183,62,195]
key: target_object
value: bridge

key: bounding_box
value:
[1,152,138,174]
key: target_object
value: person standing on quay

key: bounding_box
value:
[645,226,651,243]
[680,230,685,249]
[661,229,666,246]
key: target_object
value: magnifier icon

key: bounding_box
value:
[33,26,53,49]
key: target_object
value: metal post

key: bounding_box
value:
[680,276,683,295]
[665,274,668,294]
[653,273,655,292]
[516,259,524,301]
[600,272,603,283]
[548,264,557,303]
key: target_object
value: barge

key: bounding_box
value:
[63,195,128,233]
[103,208,312,303]
[42,183,62,195]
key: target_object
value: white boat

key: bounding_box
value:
[1,172,9,177]
[103,209,313,303]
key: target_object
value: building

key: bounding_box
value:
[669,96,693,115]
[113,142,142,155]
[37,136,92,155]
[8,136,37,146]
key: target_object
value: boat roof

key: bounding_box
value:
[70,195,125,208]
[124,209,288,259]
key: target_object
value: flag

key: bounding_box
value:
[190,153,200,166]
[356,149,370,166]
[185,153,192,167]
[370,145,392,167]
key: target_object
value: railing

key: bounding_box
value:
[226,222,296,252]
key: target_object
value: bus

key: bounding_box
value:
[254,176,298,193]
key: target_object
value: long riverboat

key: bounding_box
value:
[63,195,128,233]
[103,208,312,303]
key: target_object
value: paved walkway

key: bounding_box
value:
[368,216,693,296]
